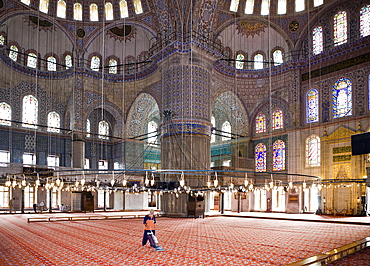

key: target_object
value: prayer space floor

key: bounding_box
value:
[0,213,369,265]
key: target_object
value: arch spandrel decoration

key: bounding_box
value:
[126,93,159,138]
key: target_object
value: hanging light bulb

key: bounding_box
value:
[269,181,274,189]
[229,183,234,189]
[150,173,155,186]
[249,183,253,190]
[244,177,249,187]
[21,175,26,187]
[179,172,185,187]
[56,177,61,187]
[5,176,11,187]
[302,181,306,189]
[122,179,127,187]
[207,181,211,188]
[75,180,79,187]
[144,172,149,186]
[289,181,293,189]
[35,178,40,187]
[213,172,218,187]
[12,179,17,188]
[110,178,115,187]
[318,183,322,191]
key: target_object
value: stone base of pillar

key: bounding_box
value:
[160,193,206,218]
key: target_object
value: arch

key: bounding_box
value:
[255,113,266,134]
[98,120,109,140]
[47,111,60,133]
[212,90,248,136]
[22,95,38,129]
[273,140,285,171]
[255,143,266,172]
[334,10,347,46]
[126,93,159,138]
[333,77,352,119]
[306,88,319,123]
[306,135,320,167]
[0,102,11,126]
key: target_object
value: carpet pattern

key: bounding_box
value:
[0,214,369,265]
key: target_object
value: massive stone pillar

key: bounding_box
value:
[160,52,213,217]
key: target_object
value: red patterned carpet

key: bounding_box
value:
[0,214,369,265]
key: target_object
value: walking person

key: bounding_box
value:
[142,209,156,247]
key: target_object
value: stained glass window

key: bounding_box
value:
[39,0,49,14]
[47,112,60,133]
[57,0,66,18]
[230,0,240,12]
[0,35,5,45]
[91,56,100,71]
[109,59,117,74]
[0,102,11,126]
[306,89,319,123]
[261,0,270,16]
[334,11,347,46]
[9,45,18,61]
[133,0,143,14]
[211,116,215,143]
[22,95,38,129]
[27,53,37,68]
[120,0,129,18]
[21,0,30,5]
[314,0,323,7]
[254,54,263,69]
[306,135,320,167]
[236,54,244,69]
[74,3,83,21]
[273,50,283,66]
[148,121,157,145]
[255,114,266,133]
[98,121,109,140]
[360,5,370,38]
[313,26,323,55]
[333,77,352,118]
[86,119,91,138]
[65,55,72,69]
[105,2,114,20]
[245,0,254,14]
[277,0,286,14]
[272,109,283,130]
[47,56,56,71]
[90,4,99,21]
[255,143,266,172]
[295,0,304,12]
[273,140,285,171]
[222,121,231,141]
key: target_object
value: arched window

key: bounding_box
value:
[57,0,66,18]
[90,3,99,21]
[211,116,215,143]
[245,0,254,14]
[47,112,60,133]
[9,45,18,61]
[0,102,11,126]
[120,0,129,18]
[306,135,320,167]
[314,0,323,7]
[334,11,347,46]
[272,109,283,130]
[221,121,231,141]
[86,119,91,138]
[39,0,49,14]
[109,59,117,74]
[254,54,263,69]
[91,56,100,71]
[277,0,286,15]
[133,0,143,14]
[27,53,37,68]
[255,114,266,133]
[230,0,239,12]
[22,95,38,129]
[105,2,114,20]
[306,89,319,123]
[255,143,266,172]
[295,0,304,12]
[360,5,370,38]
[333,77,352,118]
[21,0,30,5]
[236,54,244,69]
[0,35,5,45]
[74,3,83,21]
[273,140,285,171]
[313,26,323,55]
[65,55,72,69]
[98,121,109,140]
[147,121,157,145]
[273,50,283,66]
[47,56,56,71]
[261,0,269,15]
[126,59,134,74]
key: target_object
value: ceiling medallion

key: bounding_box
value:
[107,25,136,42]
[237,21,267,37]
[289,21,299,32]
[76,29,86,38]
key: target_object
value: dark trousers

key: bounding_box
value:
[142,230,155,246]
